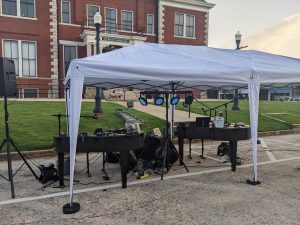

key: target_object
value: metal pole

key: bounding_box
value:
[93,22,103,114]
[171,83,175,140]
[232,89,240,111]
[232,38,241,111]
[3,96,15,198]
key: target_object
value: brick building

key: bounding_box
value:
[0,0,214,98]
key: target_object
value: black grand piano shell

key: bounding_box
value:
[212,127,251,141]
[55,133,144,153]
[177,122,251,141]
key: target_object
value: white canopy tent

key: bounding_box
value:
[64,43,300,210]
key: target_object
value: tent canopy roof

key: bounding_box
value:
[65,43,300,91]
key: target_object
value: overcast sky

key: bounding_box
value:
[208,0,300,58]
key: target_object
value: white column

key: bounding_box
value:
[86,43,92,56]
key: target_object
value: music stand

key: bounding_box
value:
[0,96,39,198]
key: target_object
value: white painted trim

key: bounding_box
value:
[0,0,37,19]
[158,3,165,43]
[2,39,37,78]
[86,4,100,27]
[121,10,134,32]
[146,14,155,34]
[174,35,196,40]
[59,40,85,46]
[59,22,81,27]
[0,14,37,20]
[61,1,71,24]
[104,7,117,34]
[205,12,209,46]
[1,156,300,206]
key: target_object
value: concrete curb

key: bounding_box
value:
[1,129,299,161]
[258,128,300,137]
[0,149,56,161]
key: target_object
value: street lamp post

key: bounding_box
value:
[93,11,103,115]
[232,31,248,111]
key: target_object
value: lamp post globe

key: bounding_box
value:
[235,31,242,50]
[93,11,103,115]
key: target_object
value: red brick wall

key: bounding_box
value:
[163,6,207,45]
[1,1,210,98]
[16,78,51,98]
[0,1,52,78]
[59,0,157,35]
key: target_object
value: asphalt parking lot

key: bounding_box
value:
[0,134,299,225]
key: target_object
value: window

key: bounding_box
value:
[62,1,70,23]
[4,40,36,77]
[2,0,35,18]
[24,89,38,98]
[3,40,19,75]
[87,5,99,26]
[185,15,195,38]
[21,41,36,76]
[175,13,184,37]
[20,0,34,18]
[122,11,132,32]
[174,13,195,38]
[64,46,76,76]
[147,14,154,34]
[2,0,17,16]
[105,8,117,34]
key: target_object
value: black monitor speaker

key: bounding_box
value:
[196,117,210,127]
[0,58,17,97]
[127,101,134,108]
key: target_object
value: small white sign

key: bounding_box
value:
[215,116,224,128]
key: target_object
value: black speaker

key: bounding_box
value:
[0,58,17,97]
[196,117,210,127]
[127,101,134,108]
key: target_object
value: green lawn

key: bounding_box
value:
[175,100,300,132]
[1,100,299,151]
[0,101,164,151]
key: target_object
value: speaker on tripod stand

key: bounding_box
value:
[0,58,39,198]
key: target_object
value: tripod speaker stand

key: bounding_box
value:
[0,96,39,198]
[158,93,189,180]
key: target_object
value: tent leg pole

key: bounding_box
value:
[247,179,261,185]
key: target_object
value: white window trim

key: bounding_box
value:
[0,0,36,19]
[61,0,71,24]
[121,10,133,33]
[62,45,78,77]
[23,88,39,98]
[174,12,196,39]
[104,7,117,34]
[86,4,100,27]
[2,38,37,78]
[146,13,154,35]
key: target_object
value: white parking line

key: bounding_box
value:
[1,156,300,206]
[260,138,277,162]
[264,139,300,147]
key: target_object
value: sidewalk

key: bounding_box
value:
[114,101,205,122]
